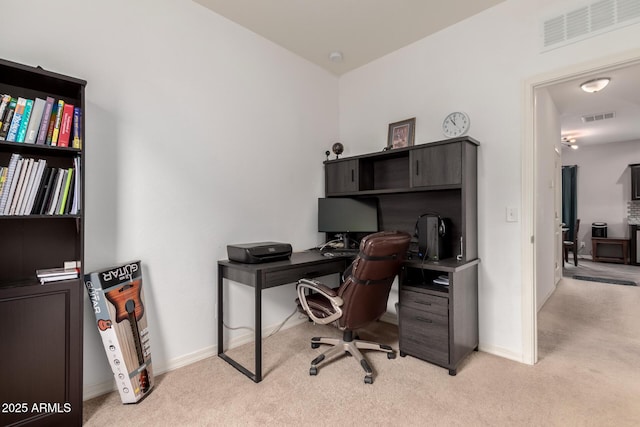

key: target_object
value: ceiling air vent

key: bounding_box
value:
[542,0,640,50]
[582,112,616,122]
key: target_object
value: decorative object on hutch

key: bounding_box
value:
[387,117,415,149]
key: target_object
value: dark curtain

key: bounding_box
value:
[562,165,578,241]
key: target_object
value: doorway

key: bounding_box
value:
[524,50,640,365]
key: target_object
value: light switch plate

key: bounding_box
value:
[506,207,518,222]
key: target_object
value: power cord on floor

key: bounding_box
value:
[222,306,301,339]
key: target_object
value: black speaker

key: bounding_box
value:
[416,214,450,261]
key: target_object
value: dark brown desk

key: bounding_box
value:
[217,251,349,382]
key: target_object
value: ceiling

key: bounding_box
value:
[193,0,505,75]
[546,62,640,148]
[194,0,639,148]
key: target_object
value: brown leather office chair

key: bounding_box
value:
[296,230,411,384]
[564,218,580,266]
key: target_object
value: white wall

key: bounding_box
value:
[338,0,640,360]
[562,139,640,253]
[1,0,338,395]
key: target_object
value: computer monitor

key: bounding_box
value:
[318,197,379,248]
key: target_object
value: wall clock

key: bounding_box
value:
[442,112,470,138]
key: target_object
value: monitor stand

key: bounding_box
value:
[337,233,351,250]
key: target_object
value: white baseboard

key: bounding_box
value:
[479,343,526,364]
[83,315,308,401]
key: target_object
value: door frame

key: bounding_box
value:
[521,49,640,365]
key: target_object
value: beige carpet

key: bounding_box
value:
[84,277,640,426]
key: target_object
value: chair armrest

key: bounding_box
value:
[299,278,338,297]
[296,278,343,325]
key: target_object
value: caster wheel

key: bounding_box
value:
[311,343,320,349]
[309,367,318,376]
[387,352,396,359]
[400,351,407,357]
[364,376,373,384]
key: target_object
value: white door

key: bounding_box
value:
[554,148,563,284]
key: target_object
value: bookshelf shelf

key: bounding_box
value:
[0,58,85,426]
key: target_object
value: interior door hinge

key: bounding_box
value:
[531,235,534,244]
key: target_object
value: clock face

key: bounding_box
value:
[442,112,470,138]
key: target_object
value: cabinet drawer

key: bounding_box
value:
[399,306,449,365]
[400,290,448,316]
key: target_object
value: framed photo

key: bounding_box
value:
[387,117,415,149]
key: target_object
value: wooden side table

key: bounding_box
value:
[592,237,630,264]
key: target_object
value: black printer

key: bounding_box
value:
[227,242,292,264]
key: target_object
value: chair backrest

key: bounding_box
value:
[573,219,581,243]
[338,231,411,330]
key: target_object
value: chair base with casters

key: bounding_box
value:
[296,231,411,385]
[308,330,395,384]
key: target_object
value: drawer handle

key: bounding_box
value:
[416,316,432,323]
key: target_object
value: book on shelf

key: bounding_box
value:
[0,94,12,129]
[24,97,46,144]
[37,167,58,215]
[36,264,79,284]
[14,158,37,215]
[0,97,17,140]
[70,156,81,214]
[72,106,82,149]
[7,158,29,215]
[24,159,46,215]
[0,153,21,213]
[31,166,52,214]
[57,103,74,147]
[64,169,75,215]
[2,156,24,215]
[57,167,73,214]
[9,159,33,215]
[15,98,33,143]
[50,99,65,146]
[5,97,26,142]
[0,167,6,195]
[36,97,55,144]
[46,168,66,215]
[44,99,58,144]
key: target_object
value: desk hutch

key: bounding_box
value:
[324,137,479,375]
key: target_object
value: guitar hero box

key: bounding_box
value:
[84,260,153,404]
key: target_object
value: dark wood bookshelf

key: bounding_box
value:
[0,58,85,426]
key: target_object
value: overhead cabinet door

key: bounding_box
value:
[411,142,462,188]
[325,159,358,195]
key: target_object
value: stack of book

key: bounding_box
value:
[0,94,82,148]
[0,154,80,215]
[37,262,81,284]
[433,275,450,286]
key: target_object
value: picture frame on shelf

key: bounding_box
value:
[387,117,415,149]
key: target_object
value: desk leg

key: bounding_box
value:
[217,265,263,383]
[255,275,262,382]
[217,264,224,356]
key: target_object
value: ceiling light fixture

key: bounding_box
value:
[329,51,343,63]
[561,137,579,149]
[580,77,610,93]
